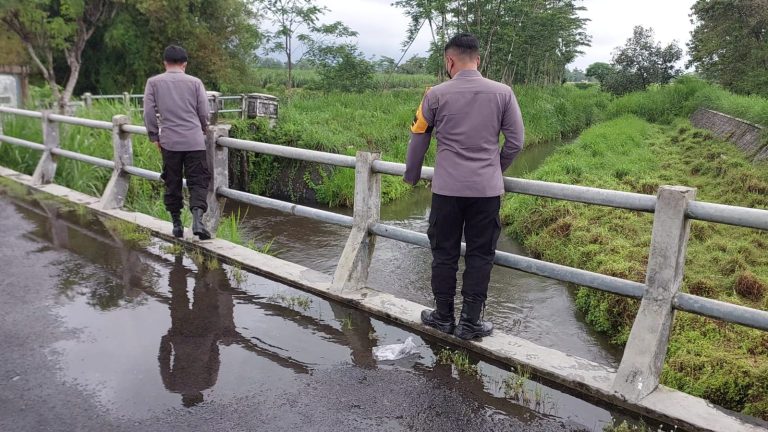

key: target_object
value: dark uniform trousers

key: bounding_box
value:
[427,193,502,305]
[161,149,211,214]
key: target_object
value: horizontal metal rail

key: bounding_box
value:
[218,109,243,113]
[688,201,768,231]
[124,166,161,182]
[0,107,43,118]
[369,223,647,299]
[218,187,354,227]
[218,137,357,168]
[218,96,243,101]
[372,159,658,213]
[48,114,113,130]
[50,148,115,169]
[674,293,768,332]
[0,135,46,151]
[121,124,148,135]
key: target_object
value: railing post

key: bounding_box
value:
[99,115,133,209]
[31,111,60,185]
[83,92,93,109]
[331,152,381,292]
[122,92,130,107]
[240,94,247,120]
[613,185,697,402]
[203,123,231,236]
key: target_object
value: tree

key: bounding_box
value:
[0,26,27,64]
[565,67,586,82]
[603,26,682,95]
[688,0,768,96]
[585,62,614,84]
[257,0,356,89]
[1,0,120,111]
[314,44,374,92]
[372,56,397,73]
[397,55,427,75]
[394,0,591,85]
[257,57,285,69]
[75,0,261,94]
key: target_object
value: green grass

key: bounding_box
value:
[231,84,610,206]
[437,349,479,377]
[603,420,653,432]
[238,68,437,94]
[103,218,152,248]
[606,75,768,127]
[502,115,768,418]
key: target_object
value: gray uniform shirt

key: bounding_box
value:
[404,69,525,197]
[143,70,209,152]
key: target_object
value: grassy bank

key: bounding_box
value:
[501,115,768,418]
[606,75,768,127]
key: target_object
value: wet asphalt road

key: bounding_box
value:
[0,191,622,432]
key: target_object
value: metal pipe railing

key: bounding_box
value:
[687,201,768,231]
[47,114,113,130]
[123,166,161,182]
[1,108,767,341]
[0,135,46,151]
[218,187,354,227]
[218,137,357,168]
[50,148,115,169]
[0,107,43,118]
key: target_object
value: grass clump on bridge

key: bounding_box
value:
[502,115,768,418]
[437,348,479,377]
[103,218,152,248]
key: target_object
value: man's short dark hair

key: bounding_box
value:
[163,45,188,64]
[444,33,480,58]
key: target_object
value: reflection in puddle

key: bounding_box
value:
[2,191,652,430]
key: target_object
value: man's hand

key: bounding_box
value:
[153,141,161,151]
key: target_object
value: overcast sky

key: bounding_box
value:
[310,0,696,70]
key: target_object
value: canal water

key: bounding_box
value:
[227,140,622,366]
[0,187,651,431]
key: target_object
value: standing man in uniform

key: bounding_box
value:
[143,45,212,240]
[404,33,525,340]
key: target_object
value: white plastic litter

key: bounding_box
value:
[372,336,419,361]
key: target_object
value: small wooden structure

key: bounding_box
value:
[0,65,29,107]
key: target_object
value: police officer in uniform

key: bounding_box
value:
[143,45,212,240]
[404,33,525,340]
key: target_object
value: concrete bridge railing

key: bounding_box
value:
[79,92,278,124]
[1,106,768,431]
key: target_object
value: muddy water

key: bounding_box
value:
[229,141,622,366]
[0,191,648,431]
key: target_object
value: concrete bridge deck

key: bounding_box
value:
[1,180,627,432]
[2,167,767,432]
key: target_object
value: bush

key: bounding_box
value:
[312,44,376,93]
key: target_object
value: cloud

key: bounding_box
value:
[306,0,695,70]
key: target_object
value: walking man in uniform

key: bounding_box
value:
[143,45,212,240]
[404,33,525,340]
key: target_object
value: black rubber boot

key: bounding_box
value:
[171,212,183,238]
[421,300,455,335]
[191,207,211,240]
[454,302,493,340]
